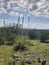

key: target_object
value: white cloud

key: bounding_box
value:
[12,7,20,11]
[24,22,49,29]
[28,0,49,17]
[0,0,49,17]
[0,19,4,22]
[0,8,7,14]
[9,11,19,16]
[9,11,23,18]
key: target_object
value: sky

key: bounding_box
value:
[0,0,49,29]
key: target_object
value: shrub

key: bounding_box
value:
[14,41,27,51]
[0,37,5,45]
[40,32,49,42]
[14,43,27,51]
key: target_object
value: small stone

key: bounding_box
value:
[37,58,41,63]
[41,60,46,65]
[25,58,32,64]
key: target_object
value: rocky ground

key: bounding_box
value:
[0,40,49,65]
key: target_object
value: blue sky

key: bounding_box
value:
[0,0,49,29]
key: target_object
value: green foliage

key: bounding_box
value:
[40,32,49,42]
[0,40,49,65]
[14,35,29,51]
[0,27,16,45]
[0,38,4,45]
[1,24,49,65]
[28,29,37,39]
[14,42,27,51]
[0,24,49,46]
[20,60,25,65]
[8,59,15,65]
[28,29,49,43]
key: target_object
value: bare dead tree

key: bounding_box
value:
[3,19,6,27]
[26,15,30,35]
[18,12,20,27]
[22,14,24,35]
[17,12,20,34]
[28,15,30,29]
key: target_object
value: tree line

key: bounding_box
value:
[0,23,49,45]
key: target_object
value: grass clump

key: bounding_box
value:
[14,42,27,51]
[20,60,25,65]
[8,59,15,65]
